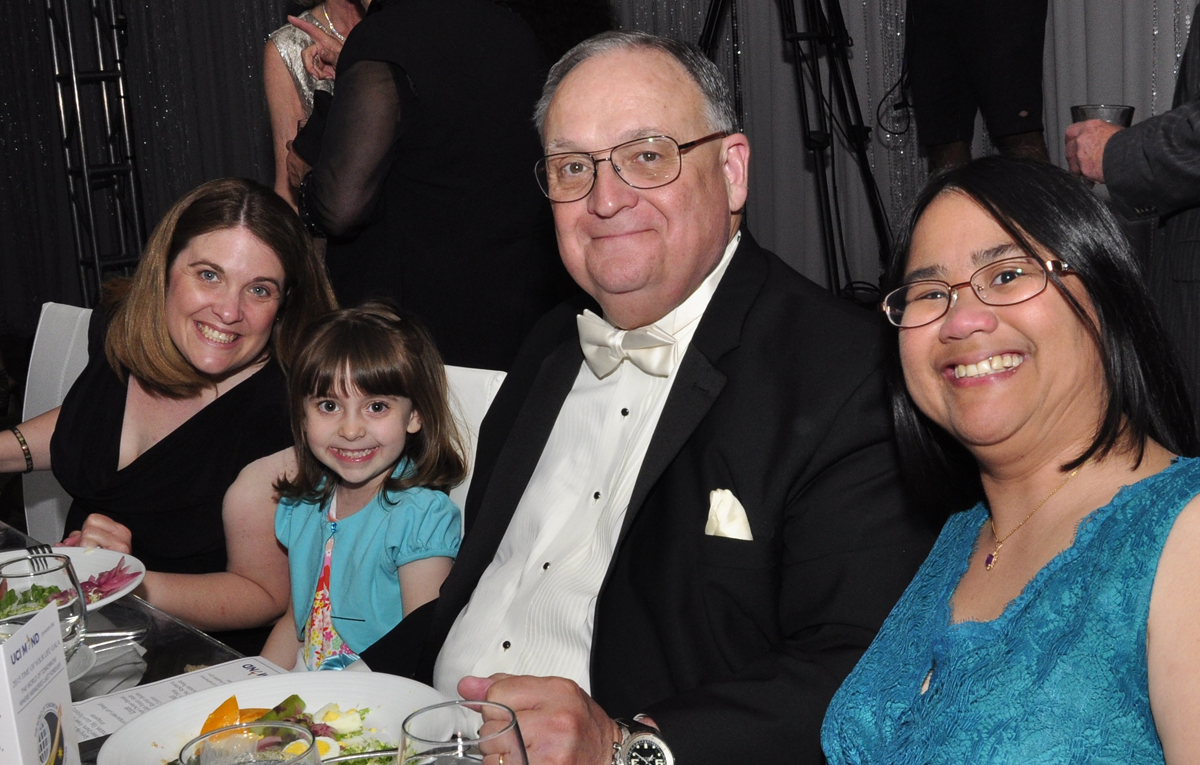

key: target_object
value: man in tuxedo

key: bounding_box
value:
[362,31,935,765]
[1066,6,1200,429]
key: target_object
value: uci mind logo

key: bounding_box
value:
[8,631,41,666]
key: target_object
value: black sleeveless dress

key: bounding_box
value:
[50,311,292,653]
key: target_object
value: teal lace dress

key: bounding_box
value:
[821,457,1200,764]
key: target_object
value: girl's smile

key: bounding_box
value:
[304,386,422,513]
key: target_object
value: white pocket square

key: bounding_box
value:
[705,489,753,541]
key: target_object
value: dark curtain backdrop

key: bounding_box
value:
[0,0,294,338]
[6,1,1188,338]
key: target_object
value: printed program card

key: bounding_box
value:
[71,656,285,741]
[0,604,81,765]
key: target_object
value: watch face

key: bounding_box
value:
[627,738,668,765]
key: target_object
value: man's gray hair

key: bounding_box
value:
[533,31,737,141]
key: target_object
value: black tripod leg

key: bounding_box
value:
[822,0,893,270]
[782,0,841,294]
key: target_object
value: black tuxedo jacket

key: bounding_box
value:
[364,233,936,763]
[1107,5,1200,428]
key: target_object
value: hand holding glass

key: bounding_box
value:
[402,700,526,765]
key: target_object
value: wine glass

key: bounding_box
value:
[0,553,87,658]
[178,721,322,765]
[401,700,527,765]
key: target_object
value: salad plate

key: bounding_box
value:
[98,670,449,765]
[0,546,146,612]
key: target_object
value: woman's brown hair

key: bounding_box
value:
[275,301,467,504]
[104,178,337,397]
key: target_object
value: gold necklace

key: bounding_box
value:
[985,466,1081,570]
[322,4,346,42]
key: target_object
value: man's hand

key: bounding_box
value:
[285,139,312,191]
[1066,119,1123,184]
[459,675,621,765]
[61,513,132,553]
[289,14,342,81]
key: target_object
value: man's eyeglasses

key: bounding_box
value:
[881,255,1074,328]
[535,132,727,203]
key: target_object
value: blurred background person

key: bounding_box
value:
[287,0,611,370]
[1066,2,1200,435]
[264,0,366,207]
[906,0,1051,171]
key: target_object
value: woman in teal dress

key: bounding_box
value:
[821,157,1200,764]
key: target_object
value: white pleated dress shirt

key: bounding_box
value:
[434,233,741,696]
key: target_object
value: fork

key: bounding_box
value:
[26,543,54,571]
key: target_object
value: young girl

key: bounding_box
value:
[263,301,466,670]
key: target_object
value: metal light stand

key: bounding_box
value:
[46,0,145,306]
[701,0,892,300]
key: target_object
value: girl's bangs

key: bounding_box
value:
[303,337,410,401]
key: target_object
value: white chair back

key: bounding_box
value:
[18,308,504,541]
[23,303,93,543]
[443,365,506,510]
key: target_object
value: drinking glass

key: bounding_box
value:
[0,553,86,658]
[1069,104,1135,127]
[178,721,322,765]
[402,700,527,765]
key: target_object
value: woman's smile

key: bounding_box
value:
[195,321,240,345]
[950,353,1024,380]
[899,191,1103,454]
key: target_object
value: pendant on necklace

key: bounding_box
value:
[985,541,1002,570]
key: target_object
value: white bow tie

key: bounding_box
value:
[576,309,677,378]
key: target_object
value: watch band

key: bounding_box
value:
[613,718,673,765]
[616,718,658,736]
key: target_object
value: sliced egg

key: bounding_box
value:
[312,702,339,722]
[313,737,340,759]
[281,740,312,757]
[281,736,340,760]
[330,708,363,736]
[313,704,363,736]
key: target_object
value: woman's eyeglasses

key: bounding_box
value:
[881,255,1074,328]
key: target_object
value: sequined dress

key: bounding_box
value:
[268,9,335,116]
[821,457,1200,764]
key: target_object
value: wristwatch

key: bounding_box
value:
[612,718,674,765]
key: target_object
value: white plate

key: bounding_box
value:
[0,546,146,612]
[98,671,449,765]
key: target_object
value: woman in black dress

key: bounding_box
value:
[2,178,336,651]
[289,0,611,370]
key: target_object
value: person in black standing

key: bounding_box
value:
[1066,3,1200,433]
[290,0,610,370]
[906,0,1050,170]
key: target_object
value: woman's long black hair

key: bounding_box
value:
[885,157,1198,516]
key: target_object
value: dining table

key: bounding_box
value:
[0,518,263,763]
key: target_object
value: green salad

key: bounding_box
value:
[236,694,394,764]
[0,582,66,620]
